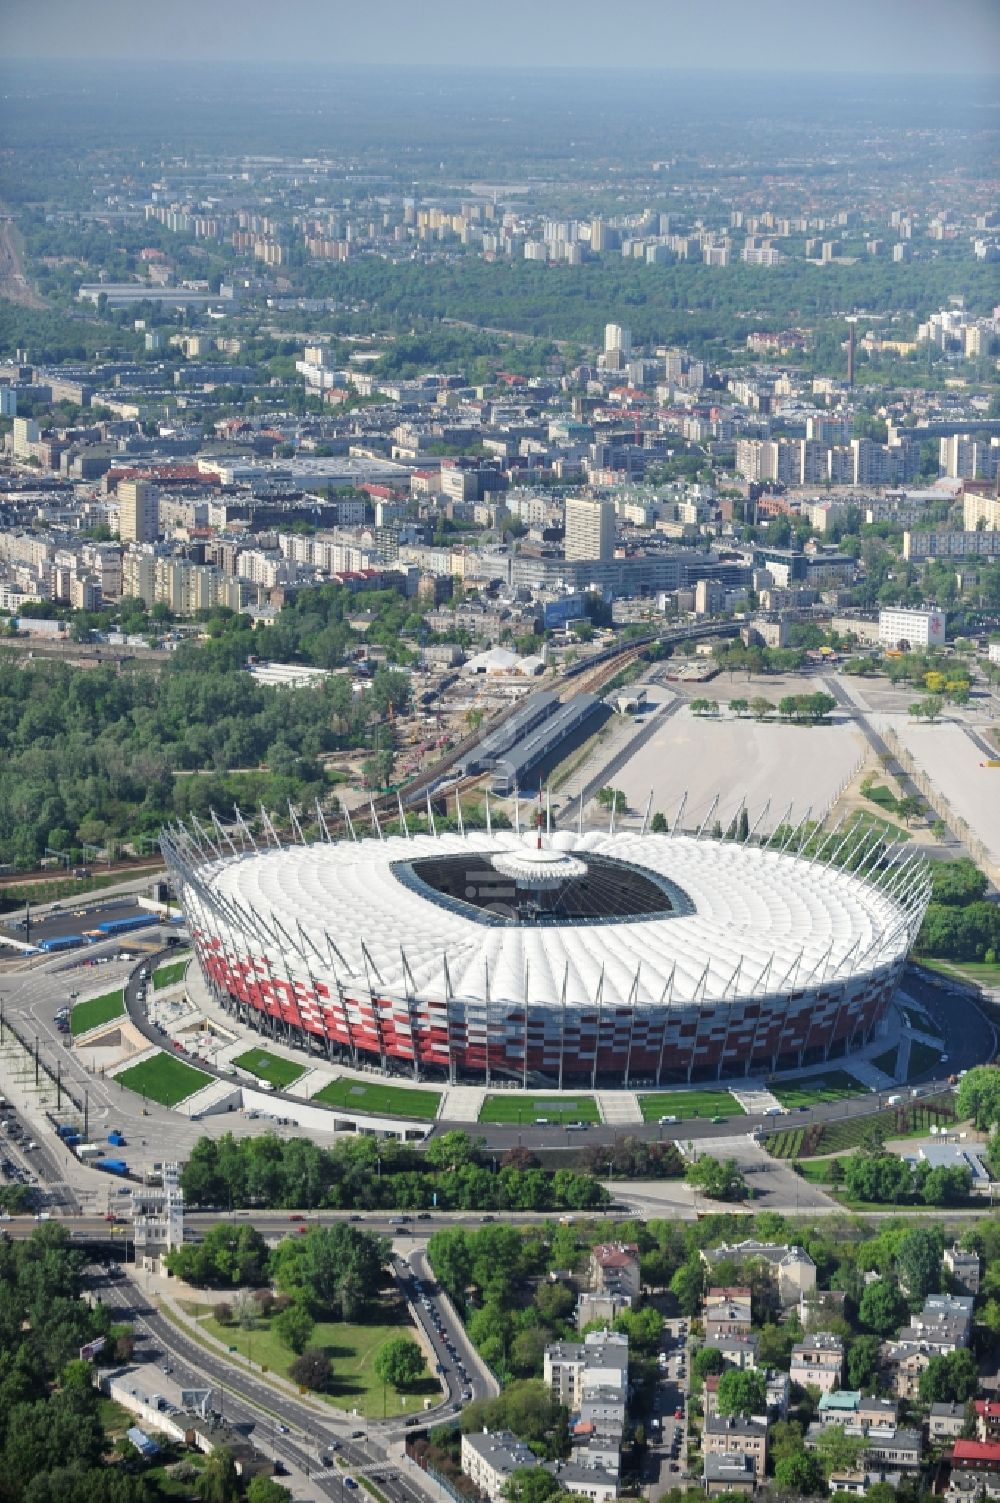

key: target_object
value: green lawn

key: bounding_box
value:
[116,1052,211,1106]
[637,1090,746,1123]
[920,958,1000,990]
[70,988,124,1036]
[770,1071,866,1109]
[313,1078,441,1122]
[152,957,190,990]
[199,1306,438,1418]
[793,1156,841,1184]
[478,1094,600,1125]
[871,1046,899,1077]
[232,1048,306,1090]
[768,1127,806,1159]
[906,1040,946,1081]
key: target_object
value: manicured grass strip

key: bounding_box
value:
[233,1048,306,1090]
[920,958,1000,990]
[767,1128,806,1159]
[637,1089,746,1123]
[770,1070,866,1109]
[313,1078,441,1121]
[871,1046,899,1077]
[71,988,124,1036]
[199,1309,437,1418]
[478,1094,600,1125]
[152,957,189,990]
[906,1039,946,1081]
[116,1052,211,1106]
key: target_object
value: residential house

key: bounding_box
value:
[701,1242,816,1308]
[863,1428,923,1477]
[857,1397,899,1432]
[570,1425,621,1478]
[542,1460,619,1503]
[944,1246,981,1296]
[950,1440,1000,1477]
[706,1334,759,1371]
[704,1288,752,1341]
[818,1391,862,1427]
[790,1333,844,1395]
[703,1453,757,1497]
[577,1293,633,1332]
[589,1244,641,1302]
[929,1402,967,1441]
[702,1415,768,1477]
[461,1430,537,1502]
[544,1331,629,1410]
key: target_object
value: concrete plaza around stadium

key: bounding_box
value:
[608,702,866,832]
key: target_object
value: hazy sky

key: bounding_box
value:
[5,0,1000,73]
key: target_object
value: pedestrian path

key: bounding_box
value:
[843,1055,895,1090]
[730,1084,782,1114]
[598,1091,642,1125]
[438,1084,486,1121]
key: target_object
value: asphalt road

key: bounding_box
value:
[94,1258,469,1503]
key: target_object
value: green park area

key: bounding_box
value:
[116,1052,211,1107]
[770,1071,867,1110]
[70,989,125,1036]
[197,1308,436,1418]
[152,957,190,990]
[478,1094,600,1125]
[637,1089,745,1123]
[313,1078,441,1121]
[232,1048,306,1090]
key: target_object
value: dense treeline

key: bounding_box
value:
[916,858,1000,963]
[298,255,1000,353]
[0,1224,146,1503]
[178,1131,619,1213]
[0,629,409,866]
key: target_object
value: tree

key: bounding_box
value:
[670,1258,705,1316]
[846,1335,881,1393]
[288,1347,333,1392]
[919,1348,978,1405]
[651,812,668,834]
[502,1468,562,1503]
[247,1479,292,1503]
[197,1449,241,1503]
[897,1226,943,1300]
[685,1156,747,1202]
[716,1368,767,1418]
[956,1067,1000,1130]
[273,1301,314,1355]
[814,1425,867,1479]
[374,1336,425,1390]
[692,1346,726,1381]
[859,1279,909,1338]
[774,1451,824,1495]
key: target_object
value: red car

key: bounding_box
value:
[288,1214,305,1222]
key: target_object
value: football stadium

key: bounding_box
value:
[161,811,931,1088]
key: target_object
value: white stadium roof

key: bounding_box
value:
[199,830,915,1009]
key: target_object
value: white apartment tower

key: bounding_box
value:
[565,496,616,562]
[117,479,159,544]
[604,323,632,358]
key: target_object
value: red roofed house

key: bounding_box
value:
[589,1243,641,1301]
[976,1403,1000,1444]
[951,1440,1000,1474]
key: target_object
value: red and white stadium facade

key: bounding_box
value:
[161,809,931,1088]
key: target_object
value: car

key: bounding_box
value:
[675,1408,683,1419]
[162,1365,172,1374]
[344,1480,358,1491]
[417,1211,432,1220]
[710,1115,725,1125]
[482,1215,496,1223]
[288,1213,305,1222]
[276,1424,289,1434]
[297,1225,308,1234]
[404,1418,420,1428]
[941,1053,949,1062]
[350,1430,364,1440]
[395,1226,409,1235]
[659,1114,678,1125]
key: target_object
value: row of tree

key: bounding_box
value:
[178,1130,615,1214]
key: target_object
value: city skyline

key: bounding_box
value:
[4,0,1000,74]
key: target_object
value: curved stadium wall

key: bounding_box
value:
[161,818,931,1088]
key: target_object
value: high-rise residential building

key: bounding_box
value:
[117,479,159,543]
[565,496,616,562]
[12,416,39,459]
[604,323,632,358]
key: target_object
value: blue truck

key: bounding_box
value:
[94,1157,129,1177]
[107,1131,127,1147]
[94,914,159,938]
[38,934,85,953]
